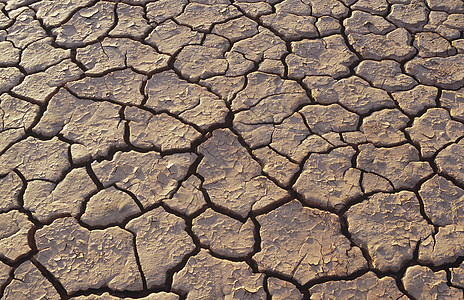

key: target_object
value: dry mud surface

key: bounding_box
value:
[1,0,464,299]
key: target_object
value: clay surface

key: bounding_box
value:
[1,0,464,299]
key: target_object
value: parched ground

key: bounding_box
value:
[1,0,464,299]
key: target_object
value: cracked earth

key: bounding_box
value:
[0,0,464,299]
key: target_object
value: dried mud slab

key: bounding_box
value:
[294,146,362,210]
[0,261,11,290]
[144,70,228,130]
[303,76,395,114]
[355,60,417,92]
[73,292,180,300]
[232,73,321,160]
[212,16,258,43]
[52,2,115,47]
[67,69,146,106]
[261,12,317,40]
[35,217,143,294]
[146,20,203,56]
[344,11,394,35]
[418,175,464,266]
[0,210,34,262]
[163,175,206,216]
[6,9,47,49]
[440,88,464,122]
[361,108,409,146]
[316,16,342,36]
[0,41,20,67]
[174,43,228,82]
[197,129,288,218]
[253,146,300,187]
[192,209,255,258]
[175,3,241,32]
[232,72,311,124]
[81,187,141,227]
[348,28,416,62]
[451,263,464,288]
[32,0,94,27]
[357,143,433,189]
[2,260,60,299]
[267,277,303,300]
[33,89,126,161]
[346,191,433,272]
[230,27,287,67]
[253,200,367,285]
[125,107,202,152]
[407,108,464,158]
[403,265,462,300]
[420,176,464,228]
[20,38,71,73]
[109,3,151,39]
[23,167,97,222]
[0,67,23,94]
[91,151,196,208]
[12,59,83,103]
[419,225,464,267]
[0,94,39,153]
[76,38,169,75]
[0,172,22,213]
[309,272,406,299]
[391,85,438,116]
[0,4,12,29]
[172,249,266,299]
[126,207,195,288]
[405,55,464,89]
[435,139,464,186]
[299,104,359,135]
[0,136,70,182]
[234,2,273,18]
[387,1,429,32]
[286,35,358,79]
[414,32,456,58]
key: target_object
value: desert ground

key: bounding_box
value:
[1,0,464,299]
